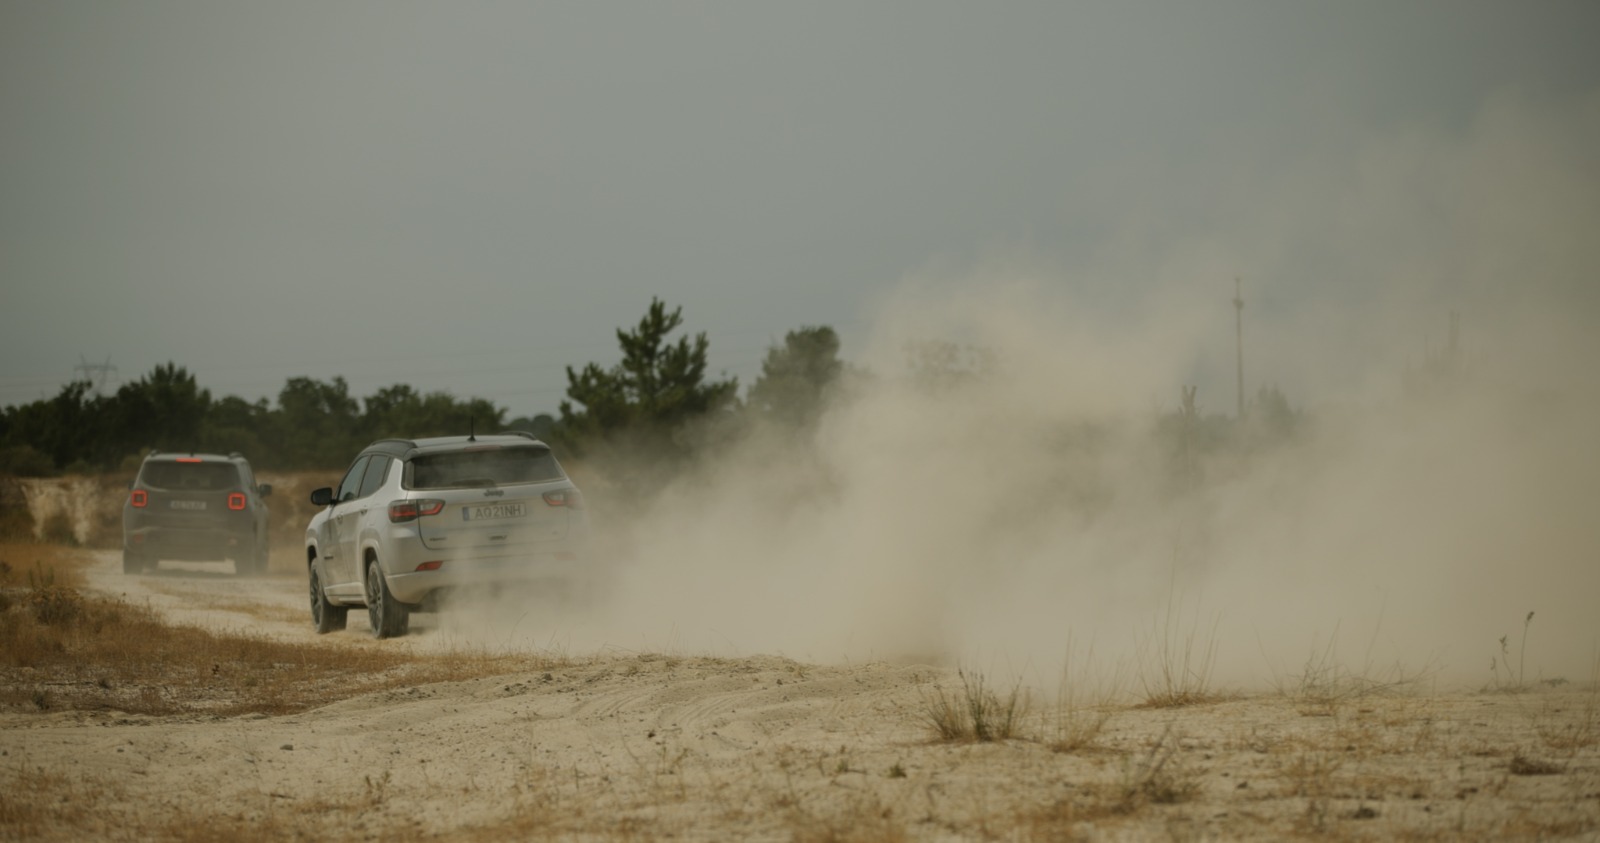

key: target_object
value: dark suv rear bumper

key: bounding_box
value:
[124,522,255,562]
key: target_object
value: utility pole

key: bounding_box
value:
[1233,278,1245,421]
[74,355,119,396]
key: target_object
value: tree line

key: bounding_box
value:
[2,296,1307,486]
[0,298,850,477]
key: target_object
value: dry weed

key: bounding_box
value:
[1273,621,1431,716]
[1506,752,1563,776]
[1535,654,1599,753]
[1488,611,1537,692]
[1135,591,1220,708]
[923,668,1029,743]
[1111,726,1205,811]
[1048,641,1123,753]
[1279,750,1345,834]
[0,543,88,588]
[0,764,85,838]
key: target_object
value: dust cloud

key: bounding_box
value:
[440,88,1600,692]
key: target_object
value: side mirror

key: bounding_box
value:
[258,483,273,498]
[309,487,334,507]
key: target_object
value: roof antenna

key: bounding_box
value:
[469,416,476,442]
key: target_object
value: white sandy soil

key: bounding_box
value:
[2,551,1597,841]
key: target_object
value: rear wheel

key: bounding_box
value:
[122,550,146,575]
[252,532,270,576]
[365,559,409,639]
[309,565,347,634]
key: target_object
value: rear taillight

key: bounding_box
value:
[227,493,247,511]
[130,490,148,508]
[389,499,446,523]
[542,489,584,509]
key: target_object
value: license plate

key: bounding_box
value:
[463,502,526,521]
[169,500,207,511]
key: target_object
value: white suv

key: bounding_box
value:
[304,433,589,638]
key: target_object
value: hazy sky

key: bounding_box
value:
[3,1,1597,418]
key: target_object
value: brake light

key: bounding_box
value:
[414,561,444,572]
[389,499,446,523]
[176,457,202,463]
[227,493,247,511]
[130,490,148,508]
[542,489,584,509]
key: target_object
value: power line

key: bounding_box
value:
[73,355,119,397]
[1233,278,1245,421]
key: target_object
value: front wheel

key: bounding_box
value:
[365,559,409,639]
[309,565,348,634]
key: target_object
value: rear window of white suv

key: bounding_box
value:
[407,447,564,489]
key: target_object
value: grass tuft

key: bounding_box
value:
[923,668,1029,743]
[1048,639,1122,753]
[1508,752,1563,776]
[1273,621,1431,716]
[1113,726,1204,811]
[1135,590,1220,708]
[1489,611,1537,692]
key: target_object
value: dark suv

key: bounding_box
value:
[123,452,272,576]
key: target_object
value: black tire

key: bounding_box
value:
[309,565,348,634]
[365,559,409,639]
[236,533,268,577]
[122,550,146,575]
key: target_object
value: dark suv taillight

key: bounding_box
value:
[130,489,148,508]
[389,499,445,523]
[542,489,583,509]
[227,492,247,511]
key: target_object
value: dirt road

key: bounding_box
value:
[2,551,1597,841]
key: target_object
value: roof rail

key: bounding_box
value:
[228,451,244,459]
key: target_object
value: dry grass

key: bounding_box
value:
[1488,611,1538,693]
[1533,654,1600,754]
[0,762,446,843]
[1135,590,1221,708]
[1506,752,1563,776]
[0,542,560,717]
[1112,725,1205,810]
[1272,623,1432,717]
[923,668,1029,743]
[1047,641,1123,753]
[138,581,307,624]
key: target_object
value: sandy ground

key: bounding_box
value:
[2,551,1597,841]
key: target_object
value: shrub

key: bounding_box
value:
[924,669,1028,743]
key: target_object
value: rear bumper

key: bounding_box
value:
[384,548,588,605]
[125,526,253,561]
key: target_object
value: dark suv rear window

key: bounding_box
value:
[140,462,240,490]
[407,447,564,489]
